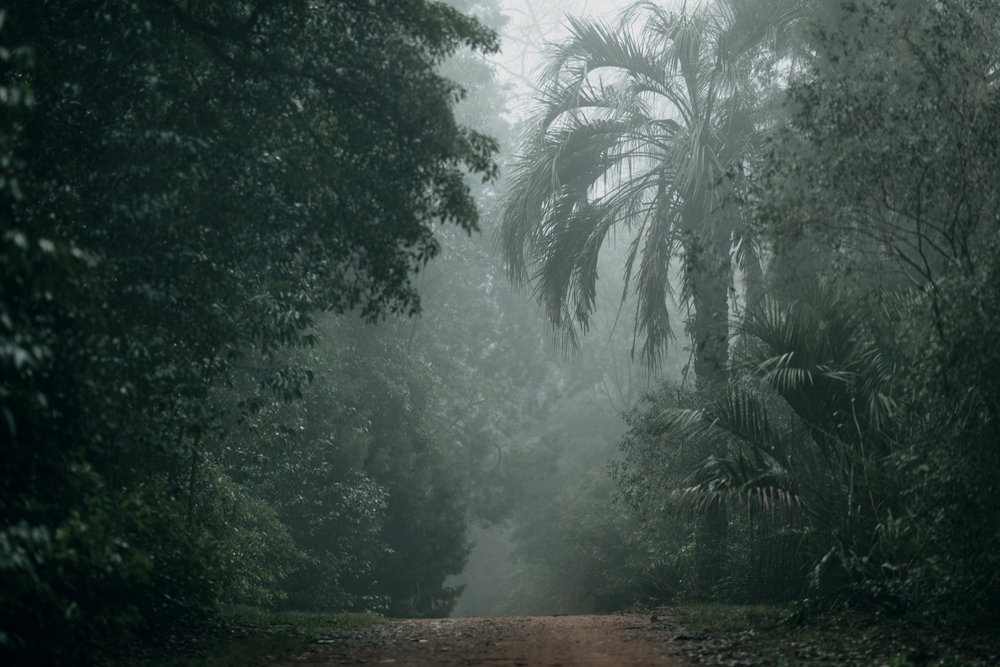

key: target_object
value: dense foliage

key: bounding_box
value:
[603,0,1000,627]
[3,0,1000,661]
[495,0,1000,632]
[1,0,501,662]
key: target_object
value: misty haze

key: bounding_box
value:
[2,0,998,665]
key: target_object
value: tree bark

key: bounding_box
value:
[689,230,731,383]
[688,224,732,597]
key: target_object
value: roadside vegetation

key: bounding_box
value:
[675,604,1000,666]
[493,0,1000,639]
[3,0,999,664]
[127,607,380,667]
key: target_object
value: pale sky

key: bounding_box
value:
[494,1,639,89]
[492,0,680,117]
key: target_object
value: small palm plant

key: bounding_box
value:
[639,280,909,601]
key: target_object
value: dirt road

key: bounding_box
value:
[280,613,688,666]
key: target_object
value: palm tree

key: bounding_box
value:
[498,0,803,376]
[498,0,803,594]
[653,280,904,599]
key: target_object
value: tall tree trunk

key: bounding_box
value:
[690,250,731,381]
[740,238,766,316]
[688,224,731,597]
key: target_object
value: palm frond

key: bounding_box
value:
[712,0,808,64]
[497,0,799,370]
[712,383,785,455]
[737,279,901,450]
[680,448,805,525]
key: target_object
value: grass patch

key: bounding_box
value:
[672,604,1000,666]
[122,606,382,667]
[222,605,378,639]
[680,603,786,634]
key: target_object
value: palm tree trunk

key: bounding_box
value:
[689,226,731,597]
[691,282,730,381]
[690,231,731,383]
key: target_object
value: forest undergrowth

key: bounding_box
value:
[673,604,1000,666]
[122,607,379,667]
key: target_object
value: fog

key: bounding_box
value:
[5,1,1000,661]
[489,0,665,104]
